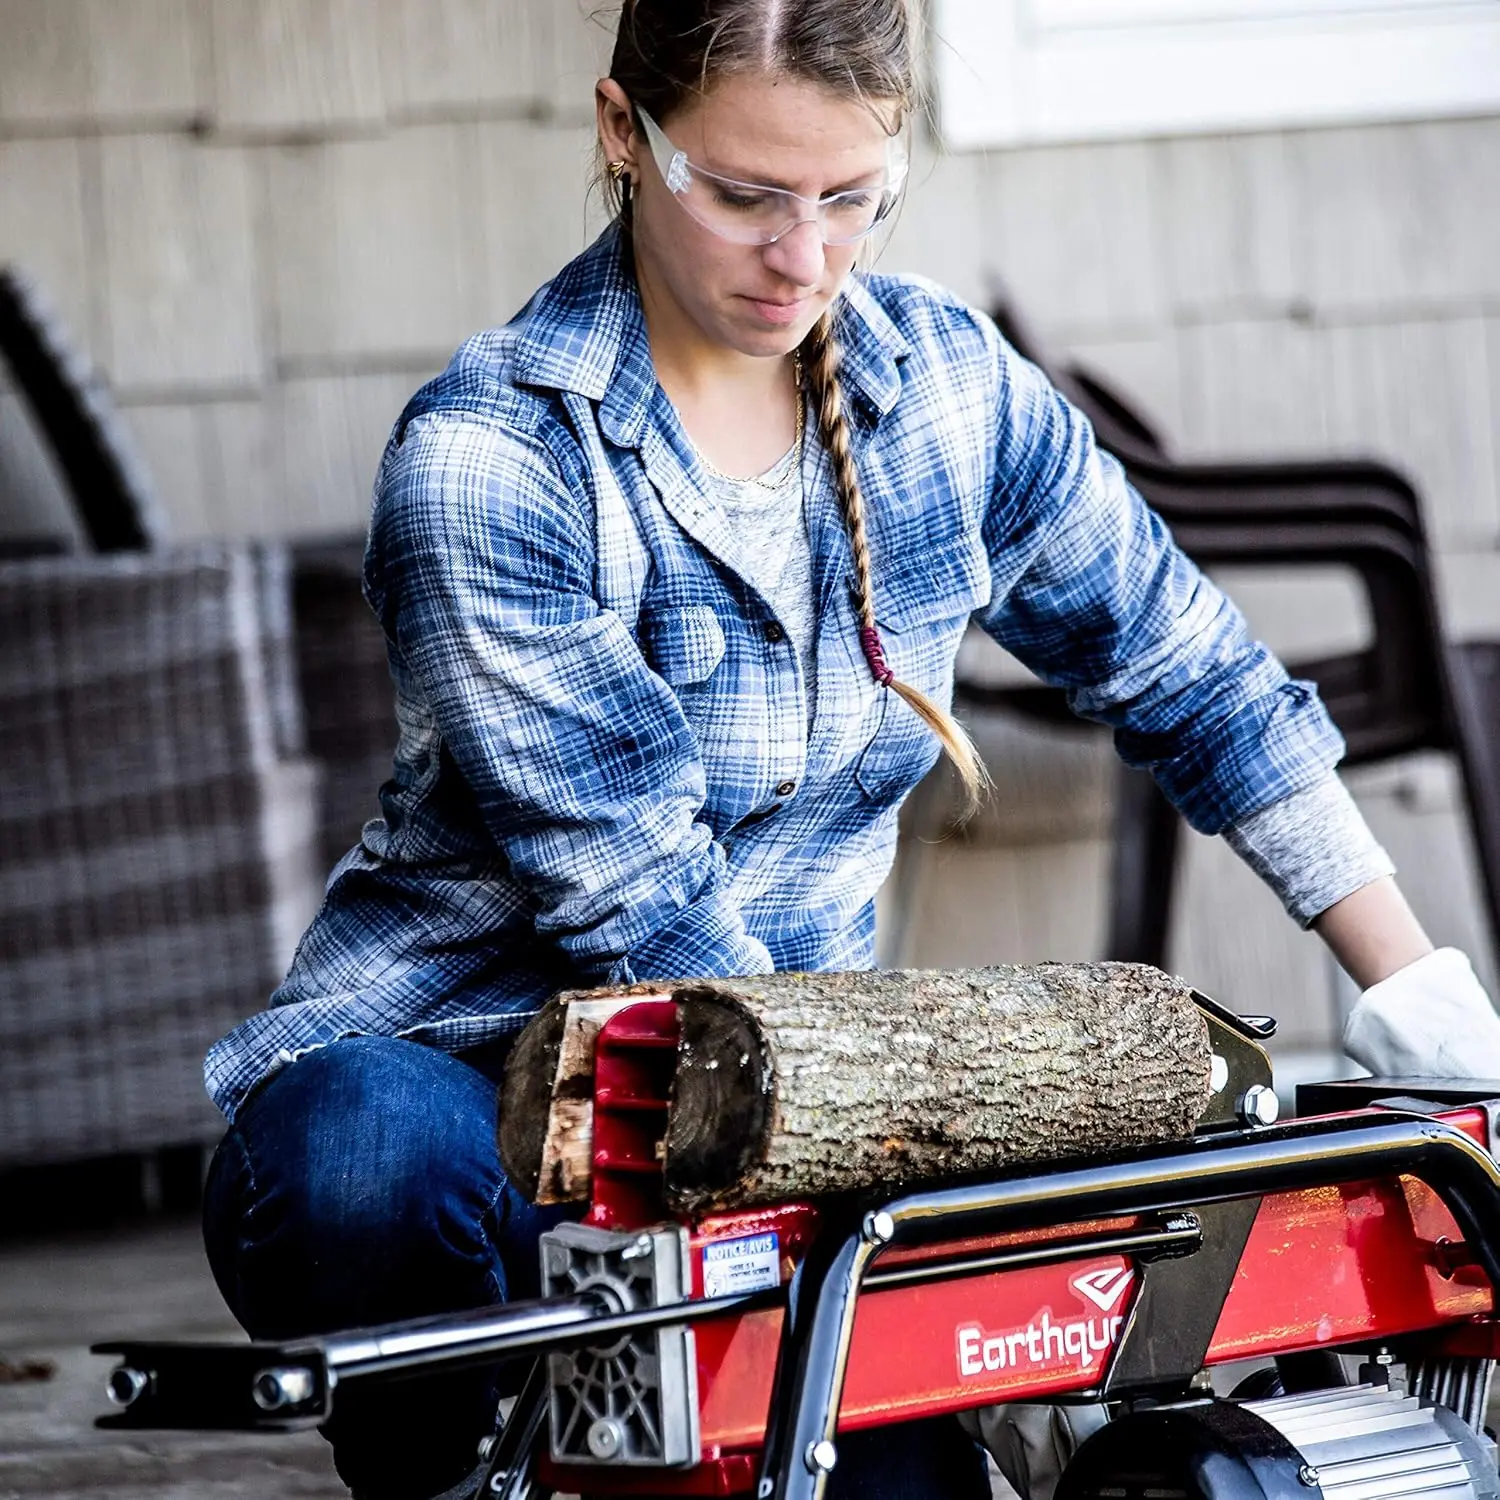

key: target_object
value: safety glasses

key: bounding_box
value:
[635,106,907,247]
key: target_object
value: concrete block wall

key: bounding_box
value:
[2,1,1497,1063]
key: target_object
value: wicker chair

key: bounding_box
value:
[0,544,324,1167]
[0,267,396,1170]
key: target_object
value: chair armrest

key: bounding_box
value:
[0,265,165,552]
[1062,366,1170,459]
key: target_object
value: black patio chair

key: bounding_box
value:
[961,293,1500,970]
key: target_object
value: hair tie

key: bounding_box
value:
[859,625,895,687]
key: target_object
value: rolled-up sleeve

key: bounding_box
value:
[367,411,773,983]
[974,345,1346,836]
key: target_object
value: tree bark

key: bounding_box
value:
[500,964,1213,1215]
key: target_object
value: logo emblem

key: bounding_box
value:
[1069,1266,1134,1312]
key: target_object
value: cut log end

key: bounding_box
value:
[665,988,775,1206]
[497,1001,569,1202]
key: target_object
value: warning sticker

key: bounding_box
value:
[702,1232,781,1298]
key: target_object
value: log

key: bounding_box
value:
[665,965,1210,1213]
[499,964,1213,1215]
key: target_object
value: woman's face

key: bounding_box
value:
[609,70,902,359]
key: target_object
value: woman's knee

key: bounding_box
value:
[246,1037,501,1235]
[206,1037,509,1335]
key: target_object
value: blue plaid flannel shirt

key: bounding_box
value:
[205,227,1343,1120]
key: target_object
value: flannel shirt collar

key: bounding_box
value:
[510,226,911,445]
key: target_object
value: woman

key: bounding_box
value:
[201,2,1500,1496]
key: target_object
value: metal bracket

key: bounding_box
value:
[1194,991,1276,1132]
[1101,1196,1261,1397]
[539,1222,699,1468]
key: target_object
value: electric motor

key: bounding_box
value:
[1058,1384,1499,1500]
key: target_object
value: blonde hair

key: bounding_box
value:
[799,313,990,815]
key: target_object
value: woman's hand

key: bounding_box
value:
[1315,878,1500,1078]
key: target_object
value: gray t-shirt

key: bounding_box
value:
[703,443,819,723]
[1223,773,1395,926]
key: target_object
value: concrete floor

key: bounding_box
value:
[0,1218,344,1498]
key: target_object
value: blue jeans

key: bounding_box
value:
[202,1036,988,1500]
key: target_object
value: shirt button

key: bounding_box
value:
[775,779,797,797]
[763,621,785,643]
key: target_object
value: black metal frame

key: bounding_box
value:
[475,1357,551,1500]
[95,1286,785,1431]
[96,1112,1500,1499]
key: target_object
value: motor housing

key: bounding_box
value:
[1058,1384,1498,1500]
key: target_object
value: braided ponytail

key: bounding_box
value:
[800,313,990,816]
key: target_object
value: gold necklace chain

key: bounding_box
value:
[686,353,804,491]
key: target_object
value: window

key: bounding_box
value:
[933,0,1500,147]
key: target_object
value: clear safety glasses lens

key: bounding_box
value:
[636,108,906,247]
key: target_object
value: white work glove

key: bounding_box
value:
[1343,947,1500,1079]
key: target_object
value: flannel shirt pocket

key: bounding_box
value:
[878,533,990,635]
[639,604,727,686]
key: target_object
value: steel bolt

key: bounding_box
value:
[1298,1465,1321,1487]
[587,1417,625,1460]
[863,1211,895,1245]
[1360,1346,1398,1387]
[1239,1085,1280,1127]
[805,1439,839,1474]
[251,1366,315,1412]
[477,1434,497,1462]
[106,1366,150,1407]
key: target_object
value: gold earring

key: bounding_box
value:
[607,160,628,183]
